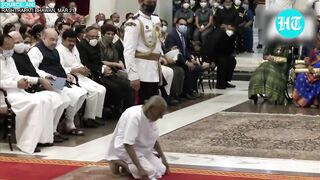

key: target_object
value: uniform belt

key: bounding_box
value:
[135,51,161,61]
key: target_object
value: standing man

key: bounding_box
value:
[106,95,169,180]
[124,0,163,104]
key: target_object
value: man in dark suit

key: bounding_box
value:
[202,25,237,89]
[165,17,202,99]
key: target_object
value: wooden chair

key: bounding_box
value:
[0,88,15,151]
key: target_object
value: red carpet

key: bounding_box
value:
[0,156,108,180]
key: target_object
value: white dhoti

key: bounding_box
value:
[119,152,166,180]
[59,85,87,129]
[4,89,55,153]
[77,75,106,119]
[161,65,174,95]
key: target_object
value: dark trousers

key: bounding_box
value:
[180,64,203,95]
[216,56,236,86]
[139,82,159,104]
[244,27,253,51]
[98,75,133,111]
[168,65,185,97]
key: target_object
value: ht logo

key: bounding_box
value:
[275,9,305,39]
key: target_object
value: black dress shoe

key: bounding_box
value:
[257,44,263,49]
[250,95,258,104]
[37,143,54,147]
[54,132,69,140]
[54,135,64,143]
[93,119,105,126]
[165,97,179,106]
[34,146,41,153]
[226,83,236,88]
[83,119,99,128]
[182,94,196,100]
[215,85,226,89]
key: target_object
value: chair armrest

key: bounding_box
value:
[0,88,14,114]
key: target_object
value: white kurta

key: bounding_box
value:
[28,46,87,130]
[0,55,64,153]
[106,105,166,179]
[124,11,163,82]
[161,65,174,95]
[43,6,58,28]
[57,44,106,119]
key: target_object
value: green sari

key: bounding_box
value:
[248,45,292,104]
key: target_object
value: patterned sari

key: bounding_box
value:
[248,44,291,104]
[293,49,320,107]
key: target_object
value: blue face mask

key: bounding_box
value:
[177,25,188,34]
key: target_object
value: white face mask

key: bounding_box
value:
[226,30,234,37]
[213,2,219,8]
[234,0,241,6]
[190,0,196,6]
[242,4,249,10]
[114,22,120,27]
[48,2,55,8]
[183,3,190,9]
[97,20,104,27]
[2,49,14,58]
[24,44,31,52]
[89,39,98,47]
[13,43,26,54]
[162,26,168,32]
[200,2,207,8]
[225,4,232,9]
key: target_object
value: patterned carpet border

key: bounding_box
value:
[0,156,109,167]
[220,111,320,118]
[171,168,320,180]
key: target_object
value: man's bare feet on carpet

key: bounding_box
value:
[110,160,130,176]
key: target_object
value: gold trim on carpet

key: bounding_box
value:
[0,156,109,167]
[171,168,320,180]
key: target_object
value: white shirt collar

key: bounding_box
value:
[139,10,151,20]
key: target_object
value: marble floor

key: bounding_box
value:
[1,33,320,178]
[1,80,320,178]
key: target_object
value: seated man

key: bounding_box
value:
[0,34,61,153]
[202,24,237,89]
[57,29,106,128]
[9,31,70,143]
[77,26,133,114]
[165,17,203,99]
[28,28,87,135]
[106,96,170,180]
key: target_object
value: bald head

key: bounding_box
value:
[143,95,167,122]
[42,28,58,50]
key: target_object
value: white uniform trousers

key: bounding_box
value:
[77,75,106,119]
[5,90,57,153]
[59,85,87,129]
[161,65,174,95]
[119,152,166,180]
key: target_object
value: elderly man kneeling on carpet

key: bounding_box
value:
[106,96,170,180]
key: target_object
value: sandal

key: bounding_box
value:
[65,128,84,136]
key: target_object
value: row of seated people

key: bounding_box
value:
[248,33,320,107]
[0,18,209,153]
[173,0,255,53]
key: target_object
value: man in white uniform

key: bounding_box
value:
[57,29,106,127]
[124,0,163,104]
[28,28,87,135]
[106,96,170,180]
[0,34,63,153]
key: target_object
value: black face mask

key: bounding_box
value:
[142,3,156,15]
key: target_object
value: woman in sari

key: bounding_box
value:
[248,43,292,104]
[293,35,320,107]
